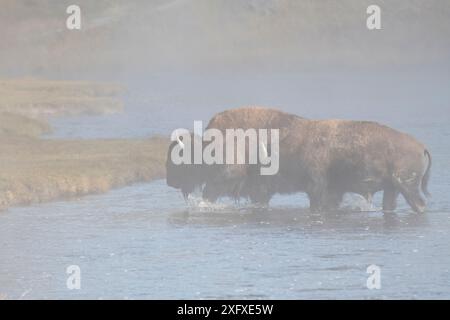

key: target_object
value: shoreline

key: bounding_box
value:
[0,78,168,212]
[0,136,168,212]
[0,79,124,117]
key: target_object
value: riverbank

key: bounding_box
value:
[0,78,168,212]
[0,135,168,211]
[0,79,124,117]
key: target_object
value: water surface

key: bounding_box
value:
[1,72,450,299]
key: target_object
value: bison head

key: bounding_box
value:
[165,132,205,199]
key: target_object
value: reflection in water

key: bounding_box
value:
[168,207,430,234]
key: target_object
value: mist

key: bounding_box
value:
[1,1,450,300]
[1,0,450,78]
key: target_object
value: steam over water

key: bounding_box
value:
[1,72,450,299]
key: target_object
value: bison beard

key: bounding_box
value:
[166,107,432,214]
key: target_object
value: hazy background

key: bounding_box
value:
[1,0,450,78]
[2,0,449,135]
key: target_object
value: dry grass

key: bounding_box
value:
[0,135,169,211]
[0,78,170,211]
[0,112,51,138]
[0,79,124,117]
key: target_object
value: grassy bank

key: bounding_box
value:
[0,136,168,211]
[0,78,169,212]
[0,79,124,117]
[0,112,52,138]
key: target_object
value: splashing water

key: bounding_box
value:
[342,194,381,212]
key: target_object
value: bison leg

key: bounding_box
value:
[401,188,426,214]
[392,174,426,213]
[249,193,271,206]
[248,185,271,206]
[307,193,319,212]
[307,176,329,212]
[382,185,399,212]
[324,191,344,210]
[202,183,221,203]
[308,193,329,212]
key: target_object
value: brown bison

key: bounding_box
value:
[166,107,299,201]
[166,107,431,213]
[278,118,431,213]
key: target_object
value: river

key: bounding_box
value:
[1,71,449,299]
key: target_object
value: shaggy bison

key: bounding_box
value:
[166,107,431,213]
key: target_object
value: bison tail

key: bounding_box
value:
[421,149,432,197]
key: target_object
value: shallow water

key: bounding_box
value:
[1,180,449,299]
[1,72,450,299]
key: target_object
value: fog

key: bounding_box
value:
[1,0,450,78]
[1,1,450,299]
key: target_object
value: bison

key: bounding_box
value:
[166,107,300,201]
[278,118,431,213]
[166,107,431,213]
